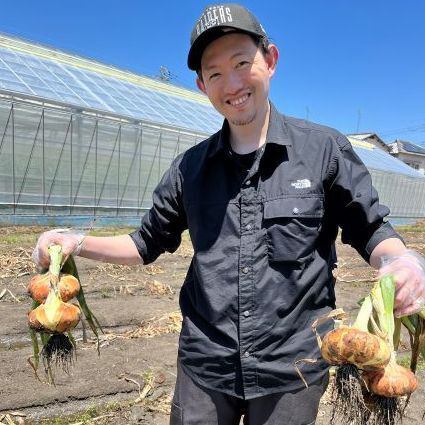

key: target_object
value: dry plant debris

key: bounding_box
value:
[127,370,171,414]
[125,311,182,339]
[89,263,133,280]
[174,243,194,258]
[0,247,36,278]
[98,311,182,346]
[144,264,165,275]
[0,411,26,425]
[0,288,21,303]
[145,280,174,296]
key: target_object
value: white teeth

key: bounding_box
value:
[229,94,249,106]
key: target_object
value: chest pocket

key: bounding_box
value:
[263,196,324,263]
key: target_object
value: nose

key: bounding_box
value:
[223,71,244,95]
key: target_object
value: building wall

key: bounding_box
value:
[394,152,425,175]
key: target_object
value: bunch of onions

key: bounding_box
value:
[316,275,420,425]
[314,296,391,424]
[27,245,81,378]
[28,245,81,333]
[362,276,418,425]
[27,244,102,382]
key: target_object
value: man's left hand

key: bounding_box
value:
[378,250,425,317]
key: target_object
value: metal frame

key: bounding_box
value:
[0,98,205,217]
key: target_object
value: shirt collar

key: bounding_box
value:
[207,119,231,159]
[207,101,291,159]
[265,102,292,147]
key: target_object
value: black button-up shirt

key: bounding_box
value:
[130,103,401,399]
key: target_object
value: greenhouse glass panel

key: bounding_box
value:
[0,103,13,212]
[43,111,73,214]
[117,126,142,211]
[13,106,45,214]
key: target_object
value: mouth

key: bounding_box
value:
[226,93,251,108]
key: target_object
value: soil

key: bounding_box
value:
[0,225,424,424]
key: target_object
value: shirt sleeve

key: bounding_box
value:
[326,134,404,262]
[129,157,187,264]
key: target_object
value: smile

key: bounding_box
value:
[227,93,250,106]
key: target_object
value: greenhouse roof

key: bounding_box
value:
[348,137,425,178]
[0,33,223,134]
[0,34,423,181]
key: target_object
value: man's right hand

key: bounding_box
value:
[32,229,85,269]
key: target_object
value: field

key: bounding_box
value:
[1,224,425,424]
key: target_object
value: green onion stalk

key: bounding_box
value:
[363,276,418,425]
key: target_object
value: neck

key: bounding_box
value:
[229,102,270,154]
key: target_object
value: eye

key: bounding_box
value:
[236,60,250,69]
[208,72,221,81]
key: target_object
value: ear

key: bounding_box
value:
[196,76,207,94]
[265,44,279,78]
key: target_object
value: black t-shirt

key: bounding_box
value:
[229,148,259,181]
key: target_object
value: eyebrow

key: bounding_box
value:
[203,51,251,72]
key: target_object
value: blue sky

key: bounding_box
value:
[1,0,425,145]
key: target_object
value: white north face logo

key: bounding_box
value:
[291,179,311,189]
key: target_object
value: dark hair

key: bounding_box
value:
[196,34,271,80]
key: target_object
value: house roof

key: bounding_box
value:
[388,140,425,156]
[346,133,389,151]
[348,138,425,178]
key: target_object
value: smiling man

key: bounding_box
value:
[33,3,425,425]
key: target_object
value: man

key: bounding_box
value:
[34,4,425,425]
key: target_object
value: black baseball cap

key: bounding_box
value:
[188,3,267,71]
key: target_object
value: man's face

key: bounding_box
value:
[196,33,278,127]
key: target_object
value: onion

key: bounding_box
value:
[318,296,391,370]
[364,356,418,397]
[28,272,80,303]
[28,289,81,333]
[321,326,390,370]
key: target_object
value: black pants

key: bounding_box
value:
[170,362,327,425]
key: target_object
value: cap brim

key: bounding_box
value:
[188,28,230,71]
[187,27,260,71]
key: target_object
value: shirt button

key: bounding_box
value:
[245,224,252,231]
[244,310,250,317]
[245,180,251,185]
[244,351,250,358]
[242,266,249,274]
[292,207,299,214]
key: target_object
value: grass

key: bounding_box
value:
[396,224,425,233]
[0,232,39,245]
[397,354,425,371]
[88,227,135,237]
[40,400,129,424]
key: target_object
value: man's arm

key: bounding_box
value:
[78,235,141,265]
[369,237,407,269]
[33,156,186,269]
[325,134,425,317]
[33,231,142,269]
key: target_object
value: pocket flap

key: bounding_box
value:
[264,197,323,219]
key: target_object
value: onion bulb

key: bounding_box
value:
[321,326,391,370]
[364,358,418,397]
[28,289,80,333]
[317,296,391,370]
[28,272,80,303]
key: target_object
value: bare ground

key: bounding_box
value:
[0,225,424,424]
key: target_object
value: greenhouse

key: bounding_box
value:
[0,33,424,226]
